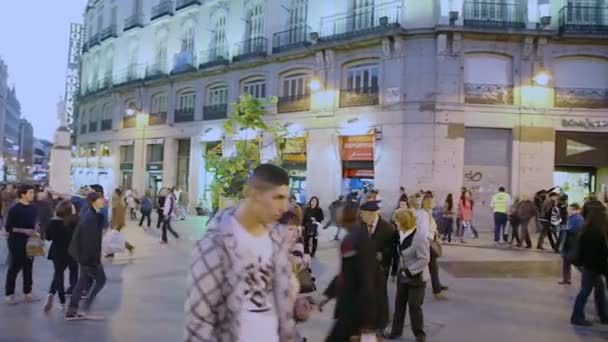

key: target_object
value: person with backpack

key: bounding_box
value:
[160,188,180,244]
[138,190,153,228]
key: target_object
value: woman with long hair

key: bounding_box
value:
[458,190,477,243]
[571,205,608,326]
[302,196,324,257]
[44,200,79,312]
[442,194,455,243]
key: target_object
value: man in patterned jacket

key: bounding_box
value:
[185,164,313,342]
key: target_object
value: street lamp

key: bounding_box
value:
[309,79,322,92]
[533,71,551,86]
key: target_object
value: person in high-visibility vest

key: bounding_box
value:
[491,186,512,244]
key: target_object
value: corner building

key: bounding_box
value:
[74,0,608,228]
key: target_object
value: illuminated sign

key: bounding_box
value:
[562,118,608,129]
[64,23,85,134]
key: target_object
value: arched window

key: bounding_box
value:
[555,56,608,108]
[280,71,311,98]
[175,89,196,122]
[464,53,513,105]
[181,22,195,54]
[101,103,112,130]
[89,107,99,132]
[341,60,380,107]
[246,3,264,40]
[242,77,266,99]
[211,14,227,57]
[151,92,168,114]
[207,84,228,107]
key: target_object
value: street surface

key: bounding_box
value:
[0,216,607,342]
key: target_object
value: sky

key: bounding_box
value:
[0,0,88,141]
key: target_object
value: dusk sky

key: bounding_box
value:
[0,0,87,141]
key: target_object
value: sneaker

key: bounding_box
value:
[43,294,54,313]
[571,319,592,327]
[65,312,88,321]
[558,281,571,285]
[433,292,448,300]
[5,295,17,305]
[24,293,41,302]
[58,303,66,311]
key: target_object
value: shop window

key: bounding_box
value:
[120,145,134,163]
[151,92,168,114]
[207,85,228,106]
[100,143,111,157]
[147,144,164,163]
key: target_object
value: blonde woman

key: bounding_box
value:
[418,194,448,300]
[385,208,429,342]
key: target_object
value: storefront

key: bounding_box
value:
[146,141,164,195]
[340,134,375,194]
[281,136,307,204]
[119,141,134,190]
[176,139,191,191]
[554,130,608,204]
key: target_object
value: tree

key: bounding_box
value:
[205,94,285,210]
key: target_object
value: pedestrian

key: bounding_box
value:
[570,204,608,326]
[4,184,40,304]
[582,193,605,220]
[302,196,324,257]
[397,186,408,209]
[508,197,522,247]
[156,188,166,229]
[418,194,448,300]
[516,195,536,249]
[107,188,134,257]
[442,194,455,243]
[323,195,345,241]
[175,186,188,220]
[491,186,511,244]
[65,192,107,320]
[184,164,312,341]
[384,208,429,342]
[44,200,79,312]
[126,190,138,221]
[160,188,180,243]
[559,203,584,285]
[359,200,398,333]
[34,190,53,239]
[537,192,559,252]
[316,203,379,342]
[138,190,153,228]
[458,190,477,243]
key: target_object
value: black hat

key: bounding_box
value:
[360,200,381,211]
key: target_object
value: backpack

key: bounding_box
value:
[140,197,153,212]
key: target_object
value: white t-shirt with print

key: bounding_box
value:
[232,217,279,342]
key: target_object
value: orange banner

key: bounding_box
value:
[340,135,374,161]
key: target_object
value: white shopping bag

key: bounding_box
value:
[360,333,378,342]
[103,229,126,254]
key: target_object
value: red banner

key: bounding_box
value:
[340,135,374,161]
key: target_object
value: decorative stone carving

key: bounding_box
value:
[555,88,608,109]
[315,51,325,68]
[381,38,391,58]
[452,33,462,55]
[324,49,335,68]
[523,37,534,60]
[464,83,514,105]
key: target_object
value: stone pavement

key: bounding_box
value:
[0,216,607,342]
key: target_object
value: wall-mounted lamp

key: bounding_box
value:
[309,79,322,92]
[533,71,551,86]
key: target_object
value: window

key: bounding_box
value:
[177,139,191,190]
[154,38,168,70]
[212,15,227,56]
[242,79,266,98]
[247,4,264,39]
[100,143,111,157]
[288,0,308,43]
[352,0,374,30]
[282,73,310,98]
[80,110,89,134]
[181,25,195,54]
[124,98,137,115]
[151,93,168,113]
[120,145,134,163]
[96,6,104,34]
[177,90,196,110]
[88,143,97,157]
[207,85,228,106]
[102,103,112,120]
[146,144,164,163]
[345,62,379,90]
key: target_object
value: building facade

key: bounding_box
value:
[74,0,608,227]
[18,119,34,180]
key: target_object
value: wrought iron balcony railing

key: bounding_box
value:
[558,5,608,33]
[339,87,379,107]
[115,65,145,85]
[176,0,201,11]
[319,2,401,41]
[123,116,136,128]
[124,14,144,31]
[463,1,526,29]
[233,37,268,62]
[149,112,167,125]
[100,25,117,42]
[277,95,311,113]
[203,104,228,120]
[89,122,98,133]
[199,47,230,69]
[272,25,311,53]
[100,119,112,131]
[89,33,101,48]
[174,108,195,122]
[464,83,514,105]
[172,51,197,74]
[555,87,608,108]
[151,0,174,21]
[98,73,112,91]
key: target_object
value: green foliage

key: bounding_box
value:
[205,94,285,209]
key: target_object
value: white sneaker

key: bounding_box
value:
[58,303,66,311]
[24,293,41,302]
[43,294,54,313]
[5,295,17,305]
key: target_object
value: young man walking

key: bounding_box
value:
[5,185,39,304]
[185,164,312,341]
[160,188,180,243]
[491,186,512,244]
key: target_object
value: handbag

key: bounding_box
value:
[26,233,46,257]
[430,233,442,258]
[397,269,423,287]
[102,229,126,254]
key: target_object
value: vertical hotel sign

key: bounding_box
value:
[64,23,85,135]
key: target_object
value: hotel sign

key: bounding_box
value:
[562,118,608,130]
[64,23,85,135]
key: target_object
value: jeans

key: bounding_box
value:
[139,211,151,227]
[571,269,607,323]
[390,281,426,340]
[562,258,572,283]
[519,218,533,248]
[442,217,454,243]
[68,264,106,314]
[510,220,521,246]
[50,258,78,304]
[5,249,34,296]
[156,210,164,229]
[494,212,508,242]
[304,235,318,257]
[460,220,476,240]
[161,217,179,242]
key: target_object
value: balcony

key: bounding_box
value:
[272,26,311,53]
[100,119,112,131]
[174,108,195,122]
[277,95,311,113]
[100,25,117,42]
[463,1,526,29]
[115,65,144,86]
[146,63,168,80]
[89,33,101,48]
[319,2,401,42]
[199,48,230,69]
[559,5,608,34]
[124,14,144,31]
[123,116,136,128]
[89,122,98,133]
[203,104,228,121]
[176,0,201,12]
[149,112,167,125]
[151,0,174,21]
[172,51,197,75]
[555,87,608,108]
[233,37,268,62]
[464,83,514,105]
[340,87,379,107]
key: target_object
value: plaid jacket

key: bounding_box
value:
[184,207,298,342]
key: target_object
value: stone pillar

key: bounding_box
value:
[513,126,555,197]
[132,139,146,194]
[163,137,178,189]
[188,137,202,212]
[373,124,404,216]
[49,127,72,194]
[306,129,342,210]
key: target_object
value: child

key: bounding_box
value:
[559,203,584,285]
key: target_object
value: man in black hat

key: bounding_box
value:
[359,200,399,332]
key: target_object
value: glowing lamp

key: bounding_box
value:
[533,71,551,86]
[309,79,321,91]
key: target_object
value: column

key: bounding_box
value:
[306,128,342,210]
[188,137,202,212]
[513,126,555,196]
[162,138,178,189]
[373,124,404,215]
[132,139,146,194]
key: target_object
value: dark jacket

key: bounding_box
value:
[517,200,537,222]
[69,206,104,266]
[35,199,53,235]
[46,217,77,262]
[582,200,605,220]
[574,227,608,275]
[303,206,324,236]
[324,225,378,337]
[368,216,398,329]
